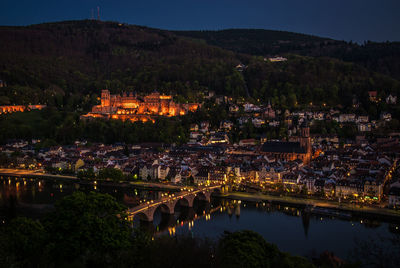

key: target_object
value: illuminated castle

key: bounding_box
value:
[84,90,200,122]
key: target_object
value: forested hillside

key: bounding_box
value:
[175,29,400,81]
[174,29,335,56]
[0,20,243,107]
[0,20,399,113]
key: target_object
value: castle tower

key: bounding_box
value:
[101,90,111,113]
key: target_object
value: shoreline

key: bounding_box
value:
[2,168,400,220]
[221,192,400,221]
[0,168,184,191]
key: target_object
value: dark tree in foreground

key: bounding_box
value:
[0,217,46,267]
[216,230,314,268]
[43,191,132,265]
[351,233,400,268]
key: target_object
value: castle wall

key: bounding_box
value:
[90,90,199,121]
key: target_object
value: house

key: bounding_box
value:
[268,121,280,127]
[305,177,316,193]
[264,101,275,119]
[335,180,363,198]
[389,186,400,208]
[190,124,199,131]
[258,166,285,183]
[209,166,228,184]
[52,160,70,170]
[239,139,257,147]
[268,56,287,62]
[238,117,250,125]
[352,96,360,108]
[338,114,356,123]
[386,94,397,104]
[314,179,325,193]
[200,121,210,133]
[357,115,369,123]
[220,120,234,130]
[244,103,259,112]
[236,63,246,72]
[139,164,153,180]
[229,105,239,113]
[190,132,202,140]
[380,112,392,121]
[156,165,170,180]
[215,96,227,104]
[358,123,372,132]
[209,132,229,144]
[167,168,182,184]
[324,179,336,197]
[193,167,210,184]
[363,178,383,201]
[368,91,378,102]
[282,174,301,189]
[313,112,325,121]
[203,91,215,99]
[252,118,265,128]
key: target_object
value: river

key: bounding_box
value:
[1,176,399,259]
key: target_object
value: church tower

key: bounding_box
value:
[299,120,312,164]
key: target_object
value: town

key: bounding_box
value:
[1,90,400,212]
[1,6,400,267]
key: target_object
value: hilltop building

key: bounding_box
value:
[267,56,287,62]
[83,90,200,122]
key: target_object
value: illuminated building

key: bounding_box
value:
[83,90,200,122]
[260,122,312,164]
[0,105,46,115]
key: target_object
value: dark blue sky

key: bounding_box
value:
[1,0,399,42]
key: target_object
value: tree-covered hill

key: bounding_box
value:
[0,20,243,104]
[173,29,335,56]
[174,29,400,81]
[0,20,399,115]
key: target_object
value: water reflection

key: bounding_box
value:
[1,176,400,258]
[0,176,171,222]
[131,197,400,246]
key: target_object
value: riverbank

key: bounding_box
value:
[0,168,77,180]
[223,192,400,220]
[0,168,184,191]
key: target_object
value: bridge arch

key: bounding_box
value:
[156,203,173,215]
[174,197,190,208]
[211,188,222,195]
[195,191,207,201]
[135,212,151,222]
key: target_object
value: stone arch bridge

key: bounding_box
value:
[127,185,224,222]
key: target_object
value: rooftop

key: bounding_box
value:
[261,141,305,154]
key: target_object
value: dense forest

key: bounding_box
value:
[0,20,399,110]
[175,29,400,81]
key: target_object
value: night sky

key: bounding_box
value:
[1,0,399,42]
